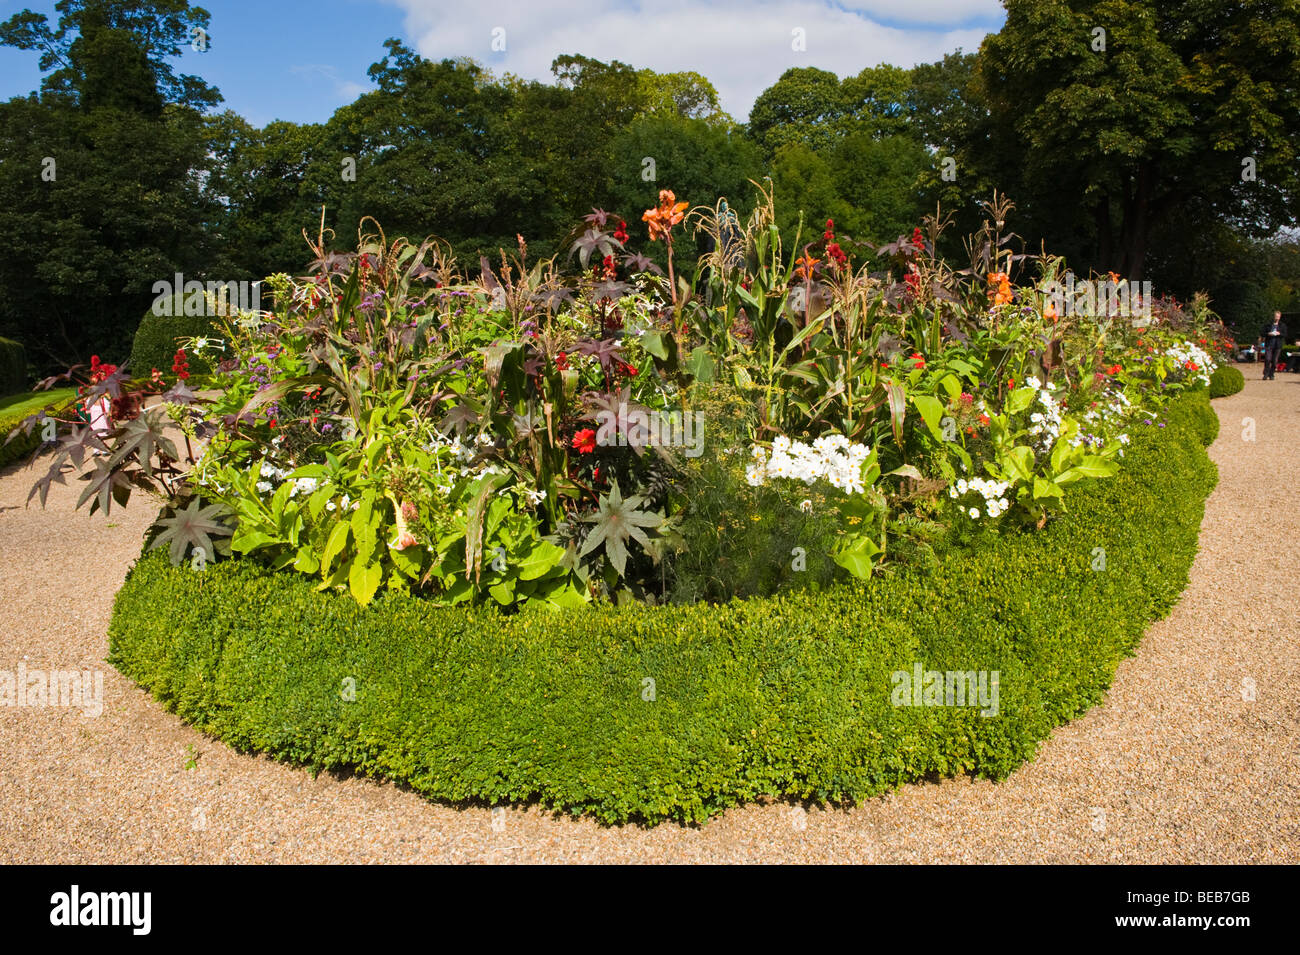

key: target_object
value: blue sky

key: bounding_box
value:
[0,0,1005,127]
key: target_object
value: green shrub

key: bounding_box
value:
[128,291,228,378]
[1208,365,1245,399]
[0,337,27,396]
[108,392,1219,823]
[0,388,78,468]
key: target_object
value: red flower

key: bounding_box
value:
[910,352,925,369]
[1108,364,1121,375]
[912,227,925,249]
[1007,377,1015,389]
[621,362,639,377]
[614,220,629,244]
[171,347,190,380]
[556,352,569,371]
[960,392,974,404]
[572,428,597,454]
[978,413,990,426]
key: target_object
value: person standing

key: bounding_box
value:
[1263,311,1287,379]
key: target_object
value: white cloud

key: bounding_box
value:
[381,0,1001,121]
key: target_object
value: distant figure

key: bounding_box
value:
[1262,311,1287,380]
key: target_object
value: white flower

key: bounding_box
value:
[956,479,968,494]
[524,488,547,506]
[800,499,812,513]
[1025,375,1042,390]
[968,507,980,518]
[256,481,273,494]
[948,486,959,499]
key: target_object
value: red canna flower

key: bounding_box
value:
[910,352,925,369]
[556,352,569,371]
[614,220,629,244]
[572,428,597,454]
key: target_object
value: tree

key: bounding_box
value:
[0,0,220,111]
[975,0,1300,279]
[0,0,221,371]
[747,67,852,158]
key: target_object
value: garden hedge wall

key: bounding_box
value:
[0,336,27,396]
[107,392,1220,823]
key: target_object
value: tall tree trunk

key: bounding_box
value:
[1119,161,1155,279]
[1095,195,1113,272]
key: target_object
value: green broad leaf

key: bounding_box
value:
[939,374,962,403]
[912,393,946,441]
[348,560,383,605]
[1007,386,1038,415]
[1004,445,1035,482]
[293,547,320,574]
[488,580,515,605]
[516,539,566,581]
[884,379,906,447]
[231,528,277,554]
[1049,435,1073,474]
[640,330,671,360]
[732,365,754,389]
[307,487,332,521]
[318,555,352,592]
[321,520,351,576]
[389,543,424,579]
[684,346,715,383]
[886,465,924,479]
[1033,476,1064,500]
[832,534,880,581]
[541,580,589,610]
[1055,457,1118,484]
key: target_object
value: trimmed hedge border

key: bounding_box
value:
[1209,364,1245,398]
[108,392,1220,823]
[0,337,27,396]
[0,388,78,470]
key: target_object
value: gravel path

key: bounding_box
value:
[2,372,1297,864]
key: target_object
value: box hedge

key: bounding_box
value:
[128,291,226,378]
[1209,364,1245,398]
[0,388,78,469]
[0,336,27,396]
[107,392,1220,824]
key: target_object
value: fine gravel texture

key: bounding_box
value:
[1,371,1297,864]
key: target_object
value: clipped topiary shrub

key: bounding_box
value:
[107,392,1220,824]
[1209,365,1245,398]
[128,291,228,379]
[0,336,28,396]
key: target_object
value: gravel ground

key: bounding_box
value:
[1,371,1297,864]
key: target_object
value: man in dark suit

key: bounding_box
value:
[1263,312,1287,379]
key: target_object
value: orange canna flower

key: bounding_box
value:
[793,255,820,281]
[1044,301,1059,321]
[642,189,688,241]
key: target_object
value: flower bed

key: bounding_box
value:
[107,391,1218,823]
